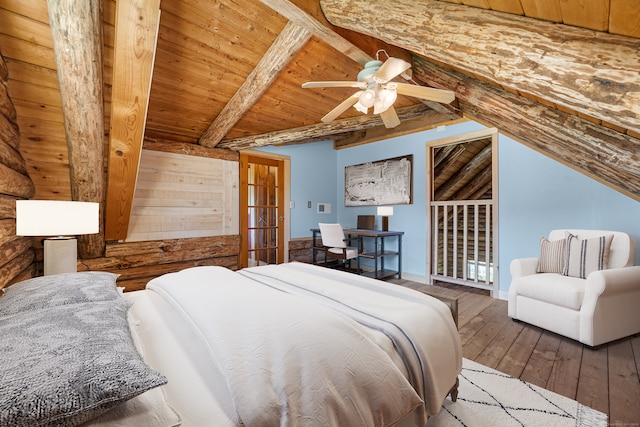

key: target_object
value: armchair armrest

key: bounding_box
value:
[585,266,640,297]
[343,236,363,252]
[581,266,640,345]
[509,257,538,280]
[343,236,360,244]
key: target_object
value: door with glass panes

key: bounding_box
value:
[239,154,285,268]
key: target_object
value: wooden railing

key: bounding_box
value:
[431,200,493,290]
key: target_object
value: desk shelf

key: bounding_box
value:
[358,250,399,259]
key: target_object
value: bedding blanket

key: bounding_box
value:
[240,263,462,417]
[147,263,461,426]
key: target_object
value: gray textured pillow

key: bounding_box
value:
[0,272,120,316]
[0,299,167,426]
[537,237,566,273]
[563,233,614,279]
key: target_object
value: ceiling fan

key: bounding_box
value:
[302,54,455,129]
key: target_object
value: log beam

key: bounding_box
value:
[143,138,239,162]
[78,235,240,291]
[320,0,640,132]
[259,0,371,65]
[334,116,467,149]
[435,145,492,201]
[105,0,161,241]
[413,56,640,201]
[47,0,105,258]
[216,104,448,150]
[199,21,312,148]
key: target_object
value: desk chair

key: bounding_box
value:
[318,223,361,272]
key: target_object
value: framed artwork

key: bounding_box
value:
[344,155,413,206]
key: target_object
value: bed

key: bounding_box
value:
[0,262,462,427]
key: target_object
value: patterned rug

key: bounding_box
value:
[429,359,608,427]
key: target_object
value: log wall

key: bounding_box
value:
[78,235,240,292]
[0,51,36,290]
[289,237,314,264]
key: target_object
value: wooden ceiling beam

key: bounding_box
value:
[413,56,640,201]
[434,144,492,201]
[255,0,462,140]
[259,0,372,65]
[198,21,312,148]
[216,104,443,150]
[320,0,640,132]
[105,0,161,241]
[455,165,492,201]
[333,115,467,149]
[47,0,105,258]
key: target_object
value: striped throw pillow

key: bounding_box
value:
[537,237,566,273]
[563,233,614,279]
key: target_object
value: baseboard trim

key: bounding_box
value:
[400,272,429,284]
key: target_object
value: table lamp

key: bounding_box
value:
[16,200,99,275]
[377,206,394,231]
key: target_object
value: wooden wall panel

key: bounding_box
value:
[560,0,610,31]
[610,0,640,37]
[126,149,239,242]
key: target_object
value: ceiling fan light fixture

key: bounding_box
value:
[353,101,368,114]
[373,88,397,114]
[359,88,376,108]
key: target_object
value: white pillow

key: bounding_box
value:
[537,237,566,273]
[563,233,613,278]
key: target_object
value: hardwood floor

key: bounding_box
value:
[392,279,640,425]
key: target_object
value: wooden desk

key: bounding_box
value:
[311,228,404,280]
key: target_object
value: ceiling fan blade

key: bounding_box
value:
[302,81,365,89]
[373,58,411,83]
[321,93,360,123]
[395,83,455,104]
[380,106,401,129]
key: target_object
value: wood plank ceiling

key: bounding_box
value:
[0,0,639,242]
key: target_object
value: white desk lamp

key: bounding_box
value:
[377,206,394,231]
[16,200,99,275]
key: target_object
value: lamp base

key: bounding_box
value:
[44,238,78,275]
[382,216,389,232]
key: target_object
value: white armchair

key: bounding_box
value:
[508,229,640,347]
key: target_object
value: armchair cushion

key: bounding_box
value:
[514,273,586,310]
[327,246,359,259]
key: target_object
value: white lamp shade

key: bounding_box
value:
[358,89,376,108]
[16,200,99,236]
[373,89,397,114]
[377,206,394,216]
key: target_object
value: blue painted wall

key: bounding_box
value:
[260,140,338,237]
[334,121,486,277]
[259,120,640,297]
[498,137,640,296]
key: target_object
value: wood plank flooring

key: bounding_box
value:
[392,279,640,425]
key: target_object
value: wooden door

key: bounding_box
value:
[239,154,285,268]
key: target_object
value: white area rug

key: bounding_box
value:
[428,359,608,427]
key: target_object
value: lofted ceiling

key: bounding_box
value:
[0,0,639,243]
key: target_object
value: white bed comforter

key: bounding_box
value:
[146,263,461,426]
